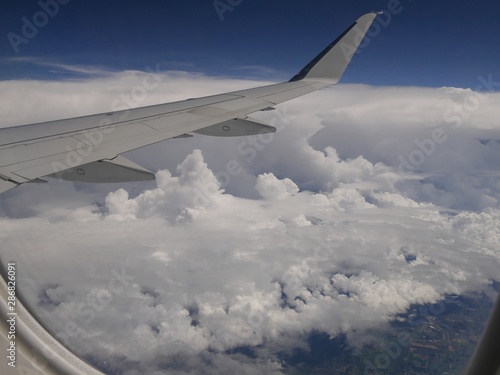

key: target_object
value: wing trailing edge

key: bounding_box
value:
[0,179,18,194]
[45,155,155,183]
[0,12,381,194]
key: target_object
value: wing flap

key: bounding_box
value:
[193,117,275,137]
[45,155,155,183]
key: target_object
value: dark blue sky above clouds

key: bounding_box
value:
[1,0,500,89]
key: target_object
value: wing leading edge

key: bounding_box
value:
[0,12,380,194]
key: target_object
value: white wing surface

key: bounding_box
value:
[0,13,380,194]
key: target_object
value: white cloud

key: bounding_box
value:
[1,71,500,374]
[105,149,223,223]
[255,173,298,200]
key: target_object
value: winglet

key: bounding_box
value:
[289,12,380,84]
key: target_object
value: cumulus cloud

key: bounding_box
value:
[1,70,500,374]
[105,150,223,223]
[255,173,298,200]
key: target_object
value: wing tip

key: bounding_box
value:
[289,12,381,84]
[356,11,382,23]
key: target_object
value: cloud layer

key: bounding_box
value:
[1,70,500,374]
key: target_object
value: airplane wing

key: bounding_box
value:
[0,12,380,194]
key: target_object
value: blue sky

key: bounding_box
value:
[1,0,500,89]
